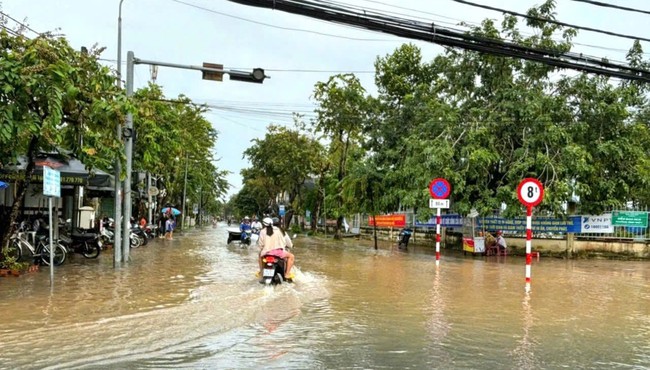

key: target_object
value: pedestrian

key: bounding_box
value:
[165,216,173,240]
[158,216,165,238]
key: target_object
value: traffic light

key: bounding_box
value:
[229,68,266,84]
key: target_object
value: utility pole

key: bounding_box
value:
[113,0,126,267]
[122,50,135,262]
[146,65,157,226]
[181,153,189,231]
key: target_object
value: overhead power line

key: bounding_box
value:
[569,0,650,16]
[352,0,650,56]
[0,11,41,36]
[226,0,650,82]
[0,25,21,37]
[451,0,650,44]
[170,0,398,42]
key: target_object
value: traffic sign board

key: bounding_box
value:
[517,178,544,207]
[429,178,451,199]
[43,166,60,198]
[429,199,450,209]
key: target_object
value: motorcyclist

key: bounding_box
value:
[272,217,293,250]
[250,216,262,234]
[240,216,252,242]
[257,217,294,280]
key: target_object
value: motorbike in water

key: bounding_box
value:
[226,228,252,246]
[100,219,145,248]
[59,229,101,259]
[259,254,293,285]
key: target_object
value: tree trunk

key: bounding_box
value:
[371,190,378,250]
[372,214,378,250]
[335,216,343,239]
[1,136,40,253]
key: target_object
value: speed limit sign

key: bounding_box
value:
[517,178,544,208]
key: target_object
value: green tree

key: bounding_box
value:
[131,85,229,219]
[242,124,323,227]
[0,31,125,250]
[368,1,650,219]
[312,74,368,237]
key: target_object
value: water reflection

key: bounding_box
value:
[0,225,647,369]
[511,292,537,369]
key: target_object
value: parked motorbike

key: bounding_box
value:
[131,226,148,246]
[59,229,101,259]
[99,226,114,249]
[259,253,293,285]
[100,219,144,248]
[143,224,156,239]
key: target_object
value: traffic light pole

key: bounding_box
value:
[132,57,267,83]
[120,52,267,259]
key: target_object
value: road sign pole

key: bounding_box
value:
[436,206,441,266]
[517,178,544,293]
[428,178,451,267]
[48,196,54,284]
[525,206,532,293]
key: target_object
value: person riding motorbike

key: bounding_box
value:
[257,217,294,280]
[250,216,262,234]
[240,216,252,242]
[272,217,293,249]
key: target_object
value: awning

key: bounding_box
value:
[0,154,113,189]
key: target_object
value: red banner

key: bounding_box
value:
[368,214,406,227]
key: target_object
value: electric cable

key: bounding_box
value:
[451,0,650,44]
[225,0,650,82]
[569,0,650,16]
[170,0,399,41]
[0,25,21,37]
[351,0,648,55]
[0,11,41,36]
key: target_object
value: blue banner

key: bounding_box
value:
[477,216,575,233]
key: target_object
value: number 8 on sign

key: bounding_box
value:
[517,178,544,208]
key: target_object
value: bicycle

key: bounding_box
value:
[7,232,67,266]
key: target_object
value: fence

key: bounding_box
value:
[350,207,650,242]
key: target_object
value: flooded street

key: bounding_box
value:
[0,223,648,369]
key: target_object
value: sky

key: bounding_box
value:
[2,0,649,199]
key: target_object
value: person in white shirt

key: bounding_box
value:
[257,217,295,279]
[495,230,507,252]
[250,216,262,233]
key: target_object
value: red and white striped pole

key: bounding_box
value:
[436,206,441,266]
[517,178,544,293]
[428,178,451,267]
[525,206,533,293]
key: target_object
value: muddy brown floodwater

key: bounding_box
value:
[0,224,648,369]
